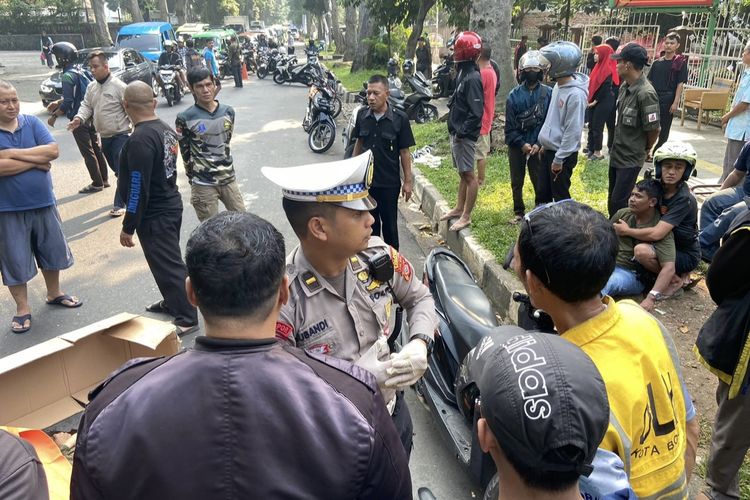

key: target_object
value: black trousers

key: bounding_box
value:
[232,63,243,87]
[392,391,413,459]
[72,121,108,186]
[536,150,577,204]
[138,212,198,327]
[654,96,675,152]
[587,99,614,153]
[507,146,541,215]
[607,166,640,217]
[369,186,400,250]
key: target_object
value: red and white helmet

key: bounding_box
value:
[453,31,482,62]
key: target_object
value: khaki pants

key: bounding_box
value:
[190,181,246,222]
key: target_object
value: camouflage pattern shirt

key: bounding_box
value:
[175,102,237,186]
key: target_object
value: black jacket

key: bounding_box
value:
[447,62,484,141]
[71,337,412,500]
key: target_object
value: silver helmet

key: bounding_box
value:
[539,41,582,79]
[519,50,550,72]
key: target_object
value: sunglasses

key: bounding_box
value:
[522,199,576,286]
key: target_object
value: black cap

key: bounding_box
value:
[473,326,609,476]
[611,42,649,66]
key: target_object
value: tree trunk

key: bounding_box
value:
[92,0,113,46]
[343,6,357,61]
[351,4,375,71]
[159,0,169,21]
[328,0,344,54]
[317,14,326,42]
[175,0,186,24]
[128,0,144,22]
[405,0,436,60]
[470,0,513,111]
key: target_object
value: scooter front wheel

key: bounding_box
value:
[257,67,268,79]
[273,72,285,84]
[415,103,438,124]
[332,96,343,119]
[482,473,499,500]
[165,88,173,107]
[308,121,336,153]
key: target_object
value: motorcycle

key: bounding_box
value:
[242,44,257,74]
[304,81,337,153]
[256,48,280,79]
[413,246,554,500]
[392,69,438,123]
[432,54,456,98]
[274,53,320,86]
[342,90,366,159]
[157,65,183,107]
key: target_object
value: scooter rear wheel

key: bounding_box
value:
[308,121,336,153]
[483,473,499,500]
[332,97,342,119]
[415,103,438,124]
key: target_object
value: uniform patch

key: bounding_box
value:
[390,247,413,281]
[275,321,294,341]
[307,343,331,355]
[648,112,658,123]
[298,319,331,341]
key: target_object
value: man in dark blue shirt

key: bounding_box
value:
[700,140,750,261]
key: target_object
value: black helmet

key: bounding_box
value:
[387,57,398,76]
[51,41,78,67]
[402,59,414,75]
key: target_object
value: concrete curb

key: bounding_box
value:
[406,168,525,325]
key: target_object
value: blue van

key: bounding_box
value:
[116,22,176,62]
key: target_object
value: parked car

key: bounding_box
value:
[39,47,157,106]
[116,22,176,62]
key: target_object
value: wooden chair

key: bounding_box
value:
[680,82,732,130]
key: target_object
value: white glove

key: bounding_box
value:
[355,337,392,387]
[355,337,397,407]
[385,339,428,389]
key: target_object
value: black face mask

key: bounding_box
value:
[521,71,543,84]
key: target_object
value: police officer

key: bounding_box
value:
[262,150,438,457]
[71,212,412,500]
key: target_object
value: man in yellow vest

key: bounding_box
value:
[510,199,699,499]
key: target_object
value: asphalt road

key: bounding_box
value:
[0,51,480,499]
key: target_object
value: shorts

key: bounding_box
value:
[675,248,700,275]
[474,134,491,161]
[450,135,477,173]
[0,206,74,286]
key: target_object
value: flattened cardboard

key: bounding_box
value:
[0,313,180,429]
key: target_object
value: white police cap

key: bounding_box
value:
[261,150,377,211]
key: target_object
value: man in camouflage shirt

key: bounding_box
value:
[176,67,246,221]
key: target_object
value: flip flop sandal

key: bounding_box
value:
[109,208,126,217]
[146,300,169,314]
[79,184,104,193]
[11,314,32,334]
[683,276,703,291]
[508,215,523,225]
[46,294,83,308]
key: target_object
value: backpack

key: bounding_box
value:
[187,48,203,69]
[64,66,93,117]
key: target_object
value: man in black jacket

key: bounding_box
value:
[441,31,484,232]
[71,211,413,500]
[117,81,198,334]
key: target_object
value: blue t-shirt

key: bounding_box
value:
[0,114,56,212]
[734,139,750,195]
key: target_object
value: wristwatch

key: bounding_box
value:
[648,290,664,301]
[410,333,434,355]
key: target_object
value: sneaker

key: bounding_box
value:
[109,208,126,217]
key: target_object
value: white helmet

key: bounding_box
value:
[519,50,550,72]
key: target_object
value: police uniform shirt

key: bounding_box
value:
[353,105,415,189]
[276,237,437,362]
[610,72,660,169]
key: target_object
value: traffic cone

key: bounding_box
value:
[241,63,249,81]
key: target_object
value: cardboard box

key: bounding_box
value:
[0,313,180,429]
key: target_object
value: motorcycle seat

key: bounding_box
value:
[433,253,498,362]
[390,88,405,100]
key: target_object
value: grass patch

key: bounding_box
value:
[412,121,610,260]
[326,61,386,95]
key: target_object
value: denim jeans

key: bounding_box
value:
[601,266,644,297]
[101,133,130,209]
[699,187,749,261]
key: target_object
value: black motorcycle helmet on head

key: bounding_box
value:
[402,59,414,75]
[51,41,78,68]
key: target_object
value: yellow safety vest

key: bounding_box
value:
[563,298,688,500]
[1,426,72,500]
